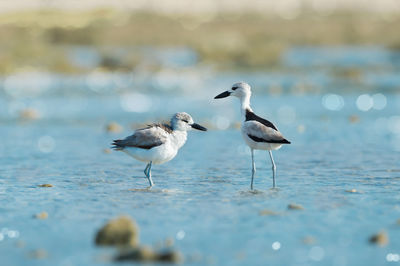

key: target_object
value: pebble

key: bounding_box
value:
[259,209,279,216]
[297,125,306,133]
[288,203,304,210]
[348,115,360,123]
[103,148,112,154]
[302,236,316,245]
[115,246,182,263]
[95,216,139,247]
[28,249,48,259]
[106,122,123,133]
[19,108,41,120]
[38,184,53,188]
[15,240,26,248]
[369,231,388,246]
[34,212,48,220]
[165,237,174,247]
[115,246,155,261]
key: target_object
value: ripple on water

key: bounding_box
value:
[2,92,400,266]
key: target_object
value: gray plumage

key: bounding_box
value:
[244,120,290,144]
[112,124,172,150]
[244,109,290,144]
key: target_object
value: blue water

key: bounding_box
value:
[1,46,400,266]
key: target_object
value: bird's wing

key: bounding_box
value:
[245,109,278,130]
[244,120,290,144]
[112,124,170,150]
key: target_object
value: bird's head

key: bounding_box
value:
[214,82,252,100]
[171,112,207,132]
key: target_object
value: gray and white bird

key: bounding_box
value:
[214,82,290,189]
[112,112,207,188]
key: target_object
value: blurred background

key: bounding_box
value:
[1,1,400,266]
[1,0,400,125]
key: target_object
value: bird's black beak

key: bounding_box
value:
[191,123,207,131]
[214,91,231,99]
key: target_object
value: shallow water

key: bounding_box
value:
[1,47,400,265]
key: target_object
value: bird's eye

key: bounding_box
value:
[182,119,189,123]
[232,86,238,90]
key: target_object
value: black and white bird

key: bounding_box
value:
[112,112,207,188]
[214,82,290,189]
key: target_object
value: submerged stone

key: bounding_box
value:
[259,209,279,216]
[288,203,304,210]
[369,231,388,246]
[348,115,360,123]
[165,237,174,247]
[302,236,316,245]
[34,212,48,219]
[103,148,112,154]
[38,184,53,187]
[15,240,26,248]
[115,246,155,261]
[95,216,139,247]
[28,249,48,259]
[157,250,183,263]
[106,122,123,133]
[115,246,182,263]
[20,108,41,120]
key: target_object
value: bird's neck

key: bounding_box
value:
[171,130,187,149]
[240,94,252,117]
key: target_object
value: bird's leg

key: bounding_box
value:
[251,149,256,190]
[268,151,276,188]
[147,161,154,188]
[144,163,150,176]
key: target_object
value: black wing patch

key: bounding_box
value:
[245,109,278,130]
[247,134,291,144]
[111,139,163,150]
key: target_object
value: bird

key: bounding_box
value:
[214,82,290,189]
[112,112,207,188]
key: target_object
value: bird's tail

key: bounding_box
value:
[111,140,124,150]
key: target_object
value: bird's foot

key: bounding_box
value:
[269,186,280,192]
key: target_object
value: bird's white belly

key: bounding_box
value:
[122,143,177,164]
[241,129,282,151]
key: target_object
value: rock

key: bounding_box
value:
[232,122,241,129]
[288,203,304,210]
[15,240,26,248]
[302,236,316,245]
[115,246,182,263]
[369,231,388,246]
[20,108,41,120]
[396,219,400,225]
[156,250,183,263]
[34,212,48,219]
[297,125,306,133]
[115,246,156,261]
[259,209,279,216]
[106,122,123,133]
[38,184,53,188]
[28,249,48,259]
[95,216,139,247]
[103,148,112,154]
[348,115,360,124]
[165,237,174,247]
